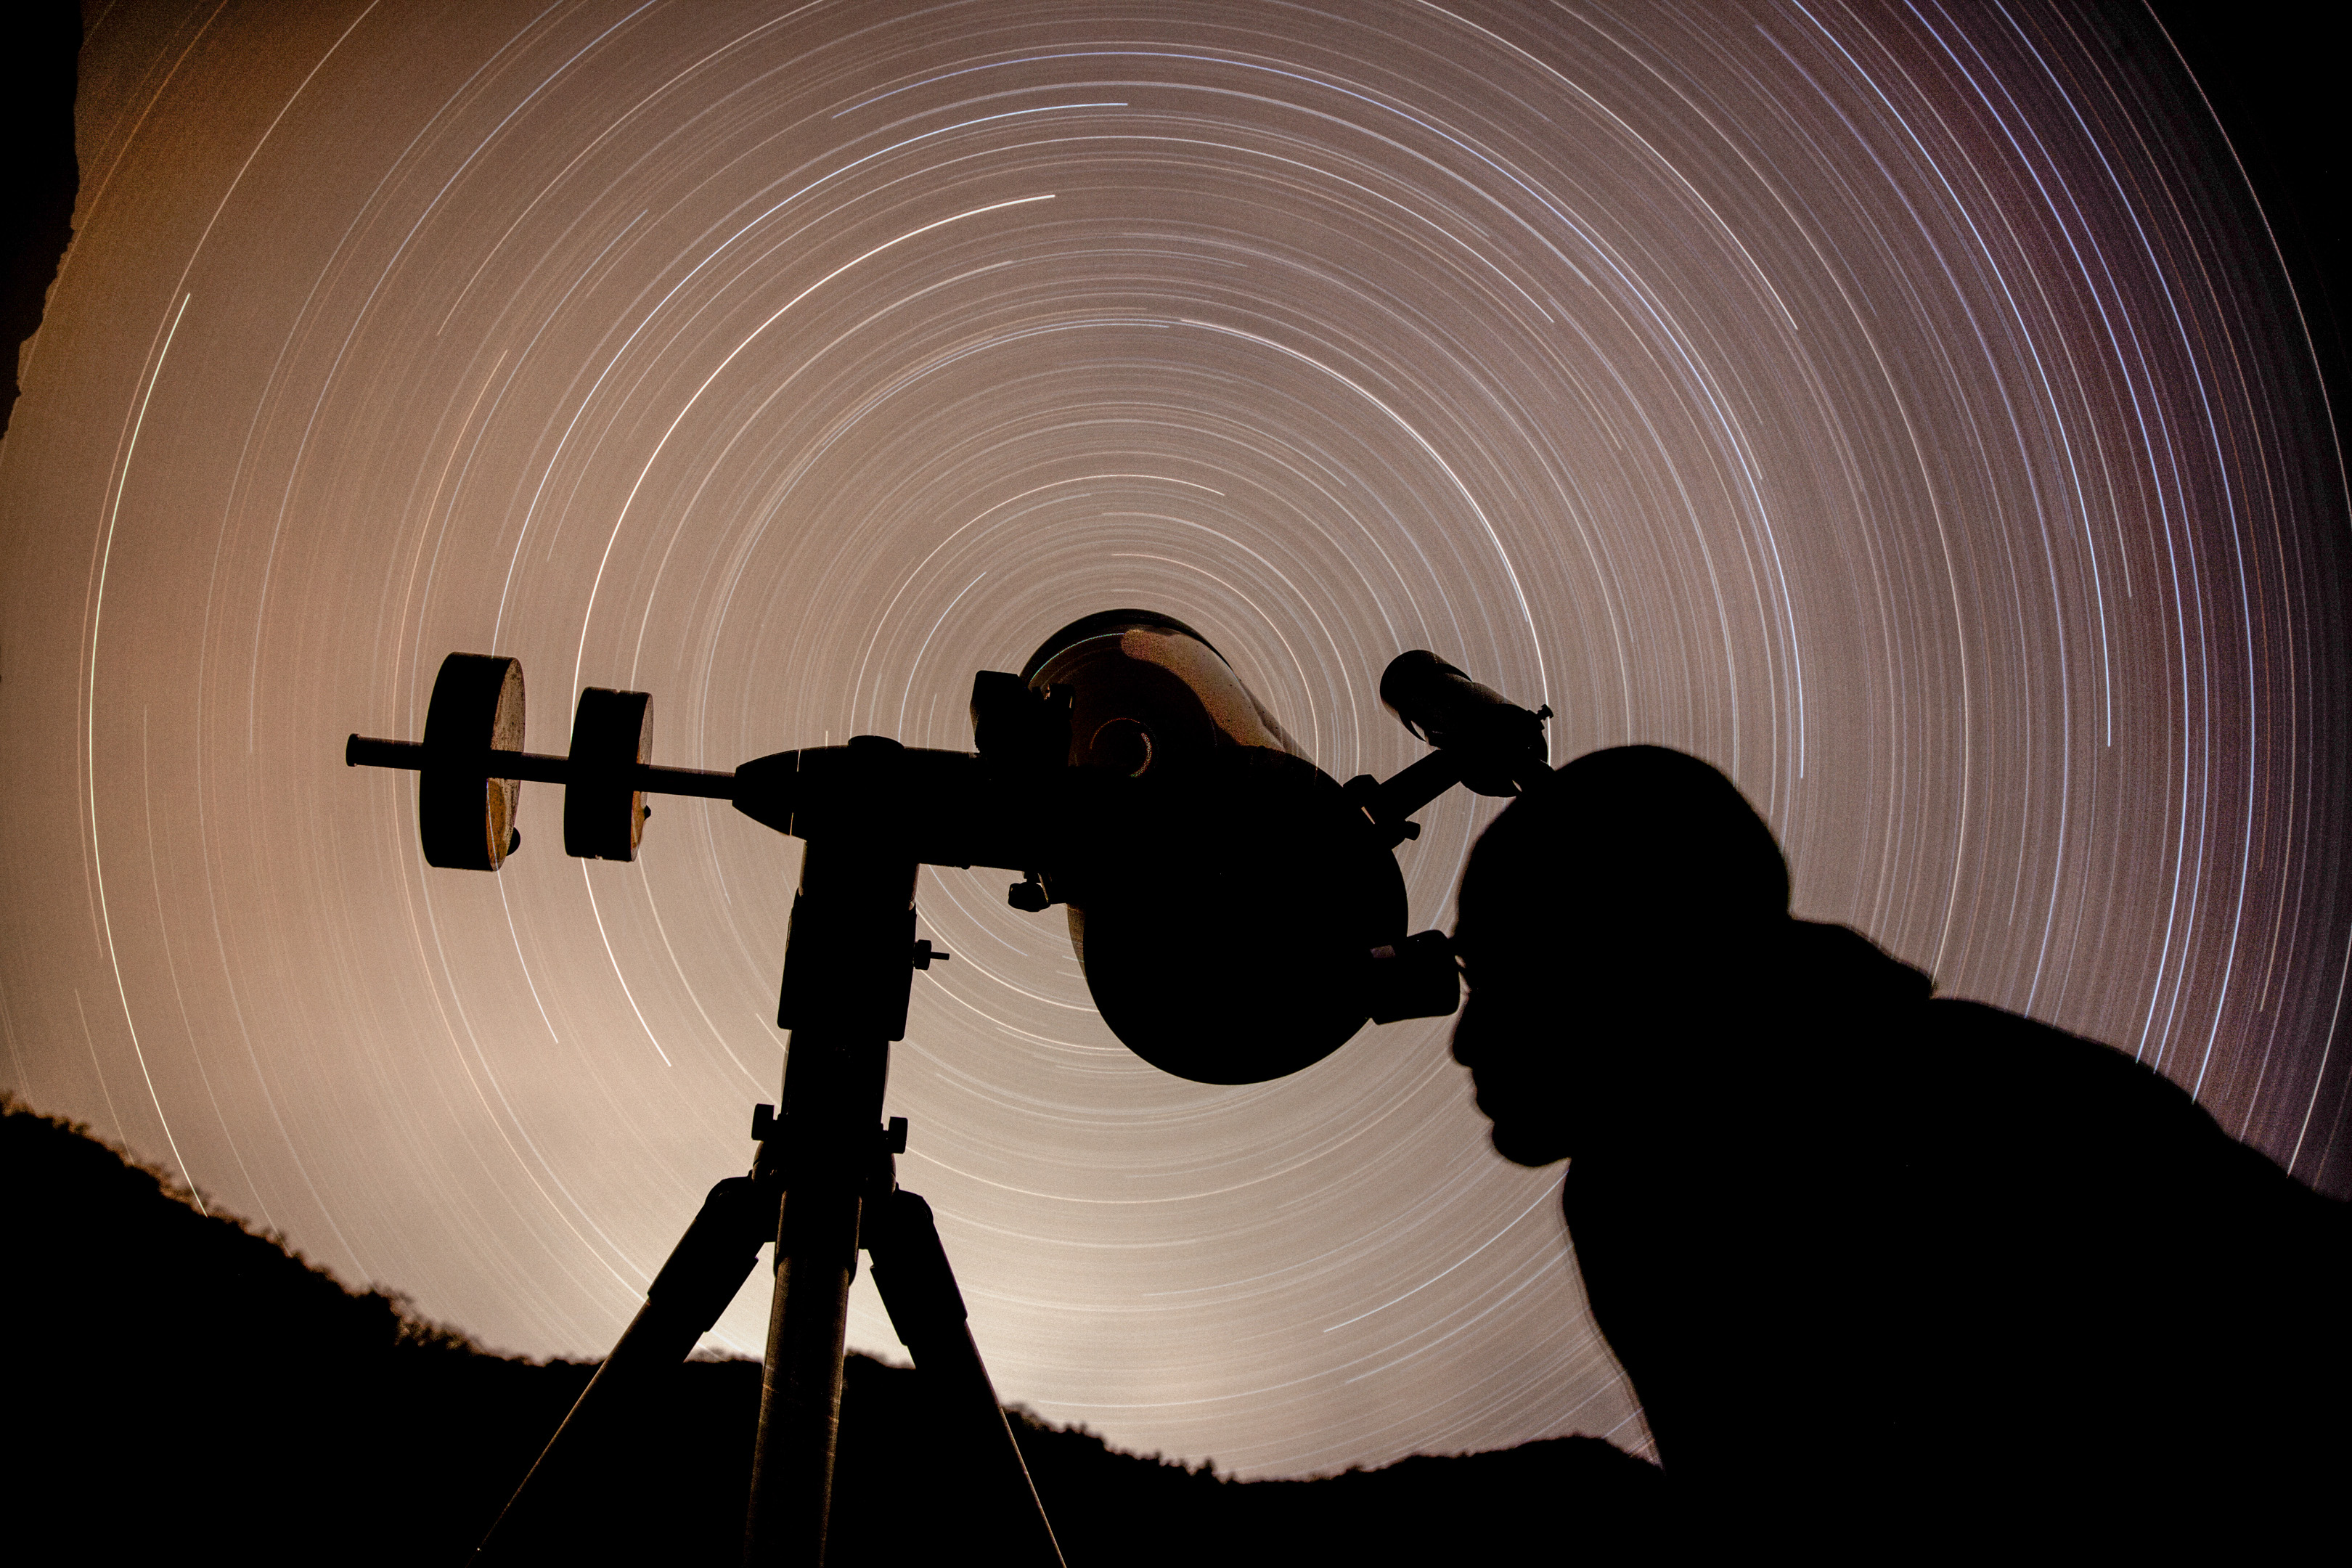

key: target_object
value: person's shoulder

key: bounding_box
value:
[1924,999,2200,1130]
[1919,997,2334,1214]
[1924,998,2180,1105]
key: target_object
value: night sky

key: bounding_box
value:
[4,0,2348,1477]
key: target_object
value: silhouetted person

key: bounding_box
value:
[1450,746,2351,1559]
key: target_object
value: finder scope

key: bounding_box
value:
[1378,650,1553,797]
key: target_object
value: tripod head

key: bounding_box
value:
[345,617,1550,1082]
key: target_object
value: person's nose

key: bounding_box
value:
[1450,997,1485,1067]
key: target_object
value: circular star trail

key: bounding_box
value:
[3,0,2347,1475]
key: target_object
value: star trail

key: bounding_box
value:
[2,0,2346,1476]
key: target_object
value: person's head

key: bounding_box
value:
[1450,746,1789,1164]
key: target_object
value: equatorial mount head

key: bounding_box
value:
[345,626,1551,1086]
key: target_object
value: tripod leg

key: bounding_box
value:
[474,1174,772,1560]
[745,1032,892,1567]
[867,1188,1066,1567]
[745,834,915,1567]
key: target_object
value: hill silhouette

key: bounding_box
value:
[4,1096,1666,1564]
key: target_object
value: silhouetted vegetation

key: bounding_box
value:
[0,1,80,444]
[4,1097,1664,1564]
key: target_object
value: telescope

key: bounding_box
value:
[344,611,1550,1564]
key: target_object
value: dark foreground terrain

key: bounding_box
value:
[4,1098,1665,1564]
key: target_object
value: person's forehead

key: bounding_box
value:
[1454,918,1556,980]
[1460,830,1556,909]
[1459,850,1575,927]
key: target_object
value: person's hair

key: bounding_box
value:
[1455,746,1789,957]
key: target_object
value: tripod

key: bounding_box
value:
[466,831,1061,1566]
[349,693,1064,1563]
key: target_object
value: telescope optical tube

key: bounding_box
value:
[1021,611,1410,1084]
